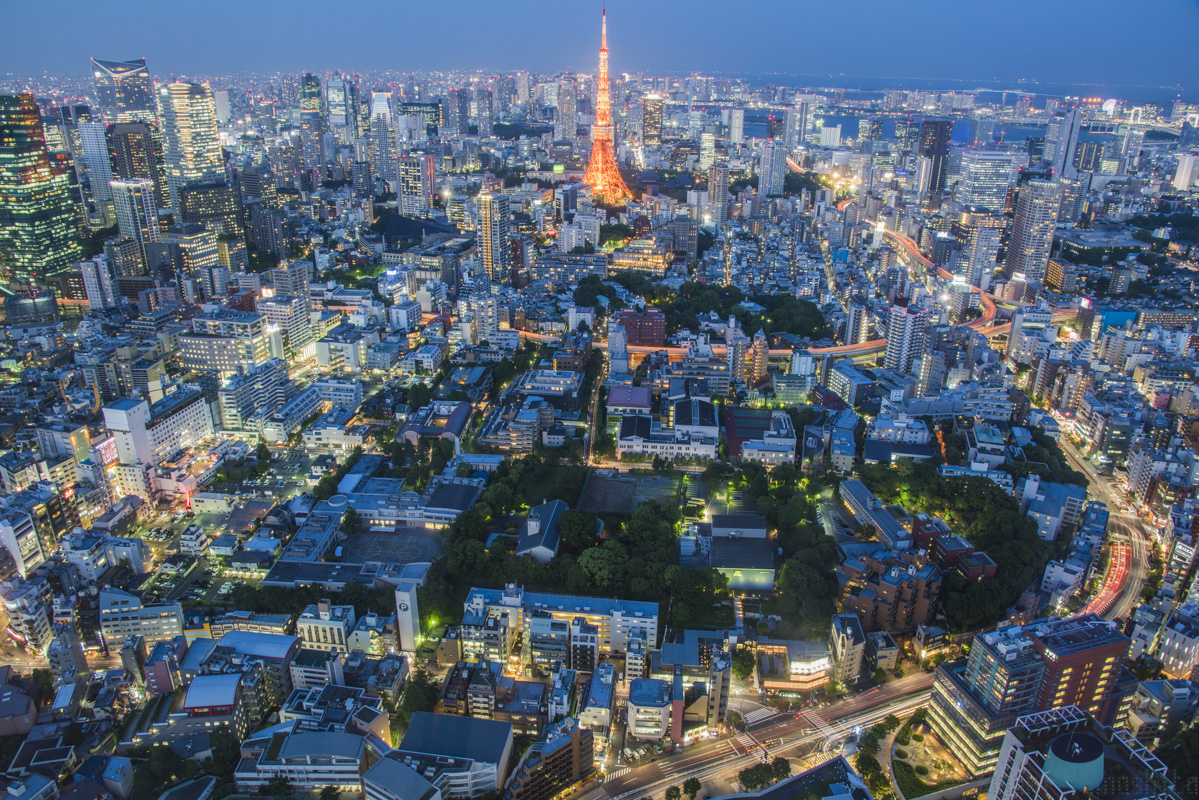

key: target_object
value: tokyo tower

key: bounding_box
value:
[582,7,633,204]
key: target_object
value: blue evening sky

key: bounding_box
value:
[5,0,1196,95]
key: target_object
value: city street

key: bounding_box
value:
[1058,436,1151,621]
[579,673,934,800]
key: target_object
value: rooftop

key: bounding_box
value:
[399,711,512,765]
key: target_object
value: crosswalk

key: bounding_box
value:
[743,707,778,724]
[606,767,631,780]
[798,710,836,737]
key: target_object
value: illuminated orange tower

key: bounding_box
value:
[583,7,632,204]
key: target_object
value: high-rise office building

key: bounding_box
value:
[1173,153,1198,190]
[1046,107,1082,179]
[110,178,160,267]
[883,301,927,374]
[642,94,663,145]
[969,115,995,147]
[1004,179,1062,286]
[959,150,1013,213]
[728,108,744,145]
[325,76,359,142]
[178,182,242,236]
[478,193,512,286]
[0,94,81,286]
[556,77,577,141]
[918,119,953,191]
[758,140,786,197]
[80,255,119,312]
[707,163,729,225]
[929,614,1131,776]
[857,117,882,144]
[398,153,435,216]
[300,73,322,114]
[157,82,225,211]
[90,58,155,122]
[698,132,716,171]
[963,218,1004,289]
[447,88,470,133]
[475,87,493,137]
[78,122,115,205]
[258,295,315,365]
[784,104,808,151]
[894,117,920,154]
[107,122,169,210]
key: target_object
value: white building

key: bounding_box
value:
[103,385,213,469]
[296,600,357,651]
[98,588,183,647]
[234,729,365,792]
[867,413,931,445]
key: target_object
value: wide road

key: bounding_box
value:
[581,673,933,800]
[1056,435,1152,621]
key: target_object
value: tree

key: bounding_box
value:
[558,509,600,554]
[731,647,756,680]
[665,787,681,800]
[341,508,363,535]
[399,668,441,723]
[61,721,84,746]
[683,778,702,800]
[256,442,272,462]
[572,543,627,596]
[320,787,340,800]
[770,757,791,781]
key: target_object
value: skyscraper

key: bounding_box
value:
[475,87,493,137]
[157,82,225,211]
[107,122,168,209]
[642,94,663,146]
[728,108,744,145]
[557,77,577,140]
[582,9,632,203]
[1046,107,1082,179]
[857,117,882,144]
[326,76,359,143]
[894,117,920,154]
[698,132,716,171]
[1004,179,1062,286]
[447,88,470,133]
[918,119,952,191]
[398,153,435,216]
[110,178,160,268]
[300,73,322,114]
[1173,153,1198,190]
[0,94,81,286]
[758,140,786,197]
[963,219,1004,289]
[707,163,729,225]
[883,301,927,374]
[90,58,155,122]
[78,121,115,205]
[959,150,1014,213]
[478,193,512,286]
[783,104,808,151]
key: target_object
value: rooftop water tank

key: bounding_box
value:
[1044,732,1104,792]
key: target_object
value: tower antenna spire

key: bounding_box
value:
[583,3,632,203]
